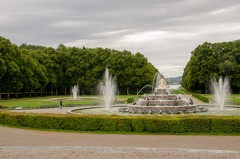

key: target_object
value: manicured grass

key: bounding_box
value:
[196,94,240,104]
[227,94,240,104]
[171,86,191,94]
[0,95,135,108]
[0,95,99,108]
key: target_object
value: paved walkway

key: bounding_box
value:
[10,106,79,114]
[0,126,240,159]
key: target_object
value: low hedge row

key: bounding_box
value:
[192,93,209,103]
[0,111,239,134]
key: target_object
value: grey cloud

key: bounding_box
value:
[1,0,240,77]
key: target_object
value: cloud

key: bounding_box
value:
[120,31,168,44]
[157,65,185,78]
[1,0,240,77]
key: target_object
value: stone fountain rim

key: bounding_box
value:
[67,105,126,114]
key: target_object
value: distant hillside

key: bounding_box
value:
[166,76,182,84]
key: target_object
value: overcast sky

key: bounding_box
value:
[1,0,240,77]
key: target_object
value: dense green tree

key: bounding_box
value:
[0,37,22,97]
[182,40,240,93]
[0,36,158,97]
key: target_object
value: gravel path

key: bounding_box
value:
[1,126,240,159]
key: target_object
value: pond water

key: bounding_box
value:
[72,105,240,116]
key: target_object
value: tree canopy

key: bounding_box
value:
[181,40,240,93]
[0,36,158,97]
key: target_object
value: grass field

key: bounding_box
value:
[202,94,240,104]
[0,95,136,109]
[1,90,240,110]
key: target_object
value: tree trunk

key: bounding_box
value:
[51,86,53,95]
[22,90,25,97]
[16,91,18,98]
[56,87,58,95]
[127,87,129,95]
[30,88,32,97]
[65,86,67,95]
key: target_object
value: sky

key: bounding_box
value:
[1,0,240,77]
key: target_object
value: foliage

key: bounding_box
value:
[126,97,135,103]
[182,40,240,93]
[0,112,240,134]
[0,36,158,97]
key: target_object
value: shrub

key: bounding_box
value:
[0,111,240,134]
[127,97,135,103]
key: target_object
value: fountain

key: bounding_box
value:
[211,76,230,110]
[68,72,209,115]
[99,68,116,110]
[71,85,79,100]
[121,76,207,114]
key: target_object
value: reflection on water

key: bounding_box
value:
[168,84,181,89]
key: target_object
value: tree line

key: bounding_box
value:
[181,39,240,93]
[0,36,158,98]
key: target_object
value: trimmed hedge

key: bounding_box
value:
[0,111,240,134]
[192,93,209,103]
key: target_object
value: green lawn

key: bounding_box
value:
[0,95,135,109]
[195,94,240,104]
[171,86,191,94]
[1,92,240,110]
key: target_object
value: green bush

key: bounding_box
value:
[0,111,240,134]
[192,93,209,103]
[127,97,135,103]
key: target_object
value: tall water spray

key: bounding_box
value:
[212,76,230,110]
[100,68,116,110]
[71,85,79,100]
[151,72,161,93]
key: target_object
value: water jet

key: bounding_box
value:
[211,76,230,110]
[71,85,79,100]
[99,68,116,110]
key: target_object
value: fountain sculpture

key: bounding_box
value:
[120,77,207,114]
[71,85,79,100]
[211,76,230,110]
[99,68,116,110]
